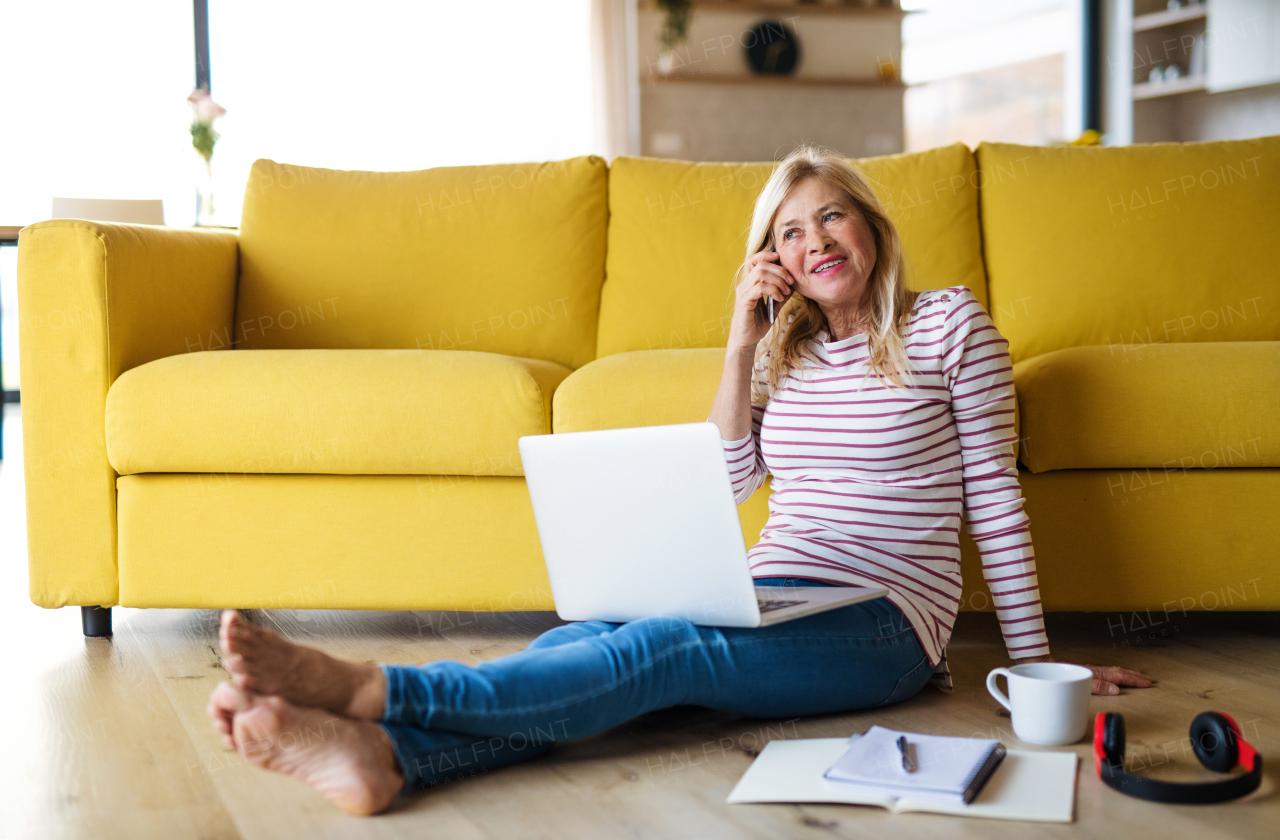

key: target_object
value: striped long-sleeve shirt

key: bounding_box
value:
[719,286,1050,680]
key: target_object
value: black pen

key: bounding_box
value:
[897,735,916,773]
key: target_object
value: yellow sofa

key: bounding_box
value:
[19,137,1280,635]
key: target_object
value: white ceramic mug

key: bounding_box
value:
[986,663,1093,746]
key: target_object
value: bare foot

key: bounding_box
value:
[219,609,385,720]
[229,686,403,816]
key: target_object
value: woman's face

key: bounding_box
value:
[771,176,877,312]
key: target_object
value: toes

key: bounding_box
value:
[220,608,242,637]
[208,681,253,748]
[208,701,235,746]
[210,680,253,714]
[222,609,275,655]
[207,695,234,734]
[221,610,287,661]
[213,716,236,749]
[221,609,252,654]
[221,613,267,688]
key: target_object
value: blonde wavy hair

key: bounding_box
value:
[736,145,919,404]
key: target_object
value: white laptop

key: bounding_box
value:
[518,422,888,628]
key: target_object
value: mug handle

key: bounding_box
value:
[986,667,1014,712]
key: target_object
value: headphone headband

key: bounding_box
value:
[1094,711,1262,804]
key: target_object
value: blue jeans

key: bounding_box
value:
[378,578,931,790]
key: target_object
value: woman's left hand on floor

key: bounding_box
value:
[1013,654,1154,695]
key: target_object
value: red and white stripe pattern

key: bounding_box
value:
[720,286,1050,673]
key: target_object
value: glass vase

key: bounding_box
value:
[195,157,217,226]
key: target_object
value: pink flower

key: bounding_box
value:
[187,88,226,123]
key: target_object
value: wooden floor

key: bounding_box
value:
[2,405,1278,839]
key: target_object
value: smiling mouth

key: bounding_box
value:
[811,256,847,276]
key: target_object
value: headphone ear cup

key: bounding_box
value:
[1190,712,1237,772]
[1102,713,1126,764]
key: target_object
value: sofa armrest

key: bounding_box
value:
[17,220,239,607]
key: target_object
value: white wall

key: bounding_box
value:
[642,84,903,160]
[0,1,194,226]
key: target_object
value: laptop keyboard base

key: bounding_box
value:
[756,598,807,614]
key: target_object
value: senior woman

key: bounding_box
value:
[207,145,1151,815]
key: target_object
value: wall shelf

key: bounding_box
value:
[1133,73,1206,99]
[637,0,905,160]
[641,73,903,88]
[1133,4,1206,32]
[639,0,908,19]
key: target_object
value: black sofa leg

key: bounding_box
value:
[81,606,112,638]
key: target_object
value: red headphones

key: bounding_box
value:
[1093,711,1262,803]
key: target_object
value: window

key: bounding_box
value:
[1,246,16,392]
[207,0,595,226]
[902,0,1073,151]
[0,1,596,228]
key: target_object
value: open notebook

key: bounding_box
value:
[726,735,1077,823]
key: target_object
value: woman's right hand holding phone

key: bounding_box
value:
[727,250,796,355]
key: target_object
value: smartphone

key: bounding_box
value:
[765,248,778,324]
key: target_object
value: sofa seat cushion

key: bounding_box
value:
[1014,341,1280,474]
[106,349,571,476]
[552,348,727,433]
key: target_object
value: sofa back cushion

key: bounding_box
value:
[236,156,607,370]
[977,137,1280,364]
[597,143,987,357]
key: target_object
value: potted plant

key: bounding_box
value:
[655,0,692,74]
[188,88,226,226]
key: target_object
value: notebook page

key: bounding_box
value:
[825,726,999,796]
[726,739,898,809]
[894,751,1078,822]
